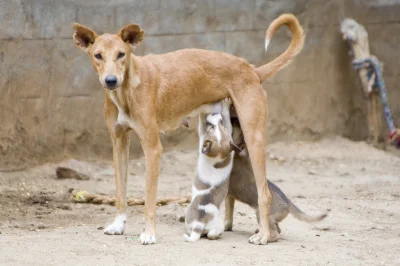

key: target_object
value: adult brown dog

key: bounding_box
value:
[72,13,304,245]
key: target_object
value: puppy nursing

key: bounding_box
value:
[184,98,236,242]
[225,115,327,242]
[185,104,327,242]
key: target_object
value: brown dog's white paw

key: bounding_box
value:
[104,214,126,235]
[248,232,269,245]
[140,232,156,245]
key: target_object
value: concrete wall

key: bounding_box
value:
[1,0,400,170]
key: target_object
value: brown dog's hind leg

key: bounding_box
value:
[224,195,235,231]
[229,84,272,245]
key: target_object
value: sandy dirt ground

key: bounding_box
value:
[1,137,399,266]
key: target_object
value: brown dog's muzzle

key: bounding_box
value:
[105,75,118,90]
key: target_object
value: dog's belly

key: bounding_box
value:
[157,100,224,133]
[158,117,185,133]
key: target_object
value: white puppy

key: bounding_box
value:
[184,98,238,242]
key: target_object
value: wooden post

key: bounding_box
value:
[340,18,385,149]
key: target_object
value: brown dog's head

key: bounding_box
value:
[72,23,144,90]
[201,113,241,158]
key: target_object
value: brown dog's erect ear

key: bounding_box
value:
[202,140,212,155]
[118,24,144,47]
[73,23,98,52]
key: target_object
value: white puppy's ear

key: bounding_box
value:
[118,24,144,47]
[73,23,98,53]
[202,140,212,155]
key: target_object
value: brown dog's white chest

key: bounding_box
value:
[109,91,138,132]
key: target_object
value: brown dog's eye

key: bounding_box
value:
[117,52,125,59]
[94,53,102,60]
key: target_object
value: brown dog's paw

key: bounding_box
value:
[224,222,233,232]
[249,232,269,245]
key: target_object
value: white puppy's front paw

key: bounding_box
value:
[183,234,191,242]
[222,97,232,108]
[104,214,126,235]
[140,232,156,245]
[221,98,232,116]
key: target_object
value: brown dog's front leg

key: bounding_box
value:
[104,132,130,235]
[139,131,163,245]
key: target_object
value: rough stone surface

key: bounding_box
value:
[31,0,77,39]
[0,0,33,39]
[1,0,400,169]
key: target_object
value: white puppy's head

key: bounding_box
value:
[201,113,239,158]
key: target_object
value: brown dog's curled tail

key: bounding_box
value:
[289,202,328,223]
[255,14,305,83]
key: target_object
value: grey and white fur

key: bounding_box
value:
[184,98,237,242]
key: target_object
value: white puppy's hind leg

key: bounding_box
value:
[183,231,201,242]
[184,221,204,242]
[207,216,224,240]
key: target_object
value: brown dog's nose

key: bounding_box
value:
[105,75,117,89]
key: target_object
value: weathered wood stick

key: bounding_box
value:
[340,18,385,149]
[71,189,190,206]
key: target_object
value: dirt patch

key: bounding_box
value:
[1,137,399,265]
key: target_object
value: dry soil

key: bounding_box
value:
[1,137,399,266]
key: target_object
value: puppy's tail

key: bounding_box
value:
[289,202,328,223]
[255,14,305,83]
